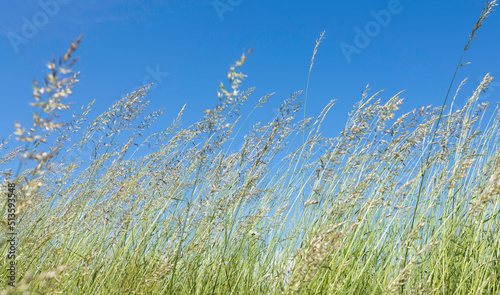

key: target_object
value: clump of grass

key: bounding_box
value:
[1,2,499,294]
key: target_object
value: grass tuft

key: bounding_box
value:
[1,3,499,294]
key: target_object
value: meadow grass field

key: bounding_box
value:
[1,2,500,294]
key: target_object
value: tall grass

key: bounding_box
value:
[1,2,500,294]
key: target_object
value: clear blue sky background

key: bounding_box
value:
[1,0,499,173]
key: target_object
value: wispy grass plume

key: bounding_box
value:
[0,3,499,294]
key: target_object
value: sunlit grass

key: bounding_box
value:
[1,2,499,294]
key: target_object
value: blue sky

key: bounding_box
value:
[1,0,499,174]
